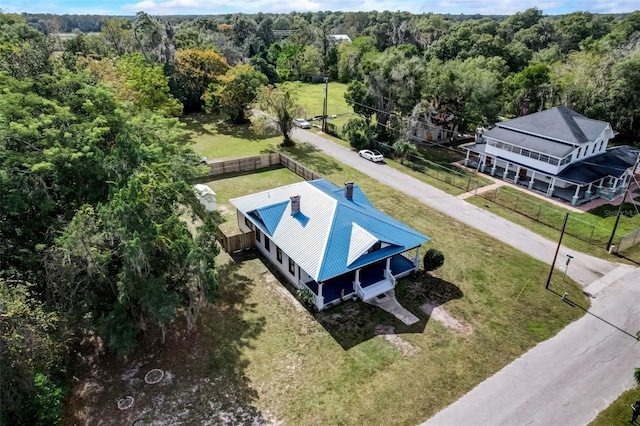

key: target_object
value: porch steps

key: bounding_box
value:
[361,279,394,302]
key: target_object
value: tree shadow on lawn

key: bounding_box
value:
[64,254,268,425]
[318,274,464,350]
[256,250,463,350]
[183,112,278,142]
[273,142,344,176]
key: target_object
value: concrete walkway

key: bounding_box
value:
[365,290,420,325]
[292,128,640,425]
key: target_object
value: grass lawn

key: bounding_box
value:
[182,112,283,160]
[297,81,352,119]
[590,386,640,425]
[66,151,589,425]
[466,186,640,262]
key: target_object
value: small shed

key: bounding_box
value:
[194,184,217,212]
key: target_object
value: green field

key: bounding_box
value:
[297,81,353,119]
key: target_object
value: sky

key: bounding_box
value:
[1,0,638,16]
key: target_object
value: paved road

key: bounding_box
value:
[293,128,640,425]
[293,128,617,286]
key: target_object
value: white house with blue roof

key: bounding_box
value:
[464,106,639,205]
[230,179,430,311]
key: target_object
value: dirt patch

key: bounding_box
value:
[421,302,473,336]
[64,308,277,426]
[374,325,420,357]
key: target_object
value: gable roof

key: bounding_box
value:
[485,106,613,157]
[230,179,429,282]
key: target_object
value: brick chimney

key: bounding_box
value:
[290,195,300,214]
[344,182,354,200]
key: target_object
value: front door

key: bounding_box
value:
[519,168,528,180]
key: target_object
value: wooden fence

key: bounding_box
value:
[206,153,281,176]
[217,228,255,253]
[205,153,322,181]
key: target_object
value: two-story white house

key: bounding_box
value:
[464,106,639,205]
[230,179,430,311]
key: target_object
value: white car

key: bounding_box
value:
[358,149,384,162]
[294,118,311,129]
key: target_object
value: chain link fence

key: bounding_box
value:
[479,187,618,247]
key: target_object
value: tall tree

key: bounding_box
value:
[609,51,640,138]
[100,17,133,56]
[344,80,376,124]
[365,46,423,133]
[251,83,303,147]
[170,48,230,112]
[205,64,268,123]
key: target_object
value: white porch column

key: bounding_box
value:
[385,257,392,279]
[514,165,521,185]
[354,269,360,293]
[596,177,605,195]
[490,157,497,176]
[547,178,556,197]
[571,184,581,206]
[528,171,536,190]
[584,182,593,200]
[612,177,620,191]
[414,247,421,268]
[502,161,510,180]
[317,283,324,311]
[464,150,471,166]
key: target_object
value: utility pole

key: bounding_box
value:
[607,152,640,252]
[546,213,569,290]
[322,77,328,133]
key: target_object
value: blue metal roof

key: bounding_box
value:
[229,179,430,282]
[251,200,289,236]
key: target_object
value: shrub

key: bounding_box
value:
[341,117,376,150]
[296,288,315,307]
[423,249,445,272]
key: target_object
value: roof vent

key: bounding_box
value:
[345,182,354,200]
[290,195,300,214]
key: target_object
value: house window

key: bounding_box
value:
[539,154,549,163]
[599,141,605,151]
[521,149,531,157]
[244,217,253,229]
[592,144,596,153]
[577,147,583,158]
[530,152,540,160]
[367,241,382,254]
[549,157,559,166]
[276,247,282,263]
[512,146,521,155]
[255,228,261,243]
[264,237,270,252]
[288,258,295,276]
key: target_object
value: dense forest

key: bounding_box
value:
[1,7,640,425]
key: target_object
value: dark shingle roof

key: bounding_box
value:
[557,146,639,184]
[491,106,610,151]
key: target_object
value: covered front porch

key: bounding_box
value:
[464,147,630,206]
[302,252,419,310]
